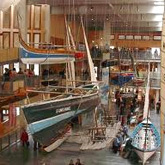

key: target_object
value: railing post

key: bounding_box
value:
[8,134,10,146]
[0,138,2,151]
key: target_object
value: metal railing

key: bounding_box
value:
[0,75,40,94]
[109,52,161,61]
[0,127,22,151]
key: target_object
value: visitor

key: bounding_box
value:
[10,68,17,78]
[18,68,24,74]
[112,135,120,153]
[75,158,82,165]
[33,140,41,150]
[122,125,128,139]
[127,113,131,126]
[3,68,10,81]
[20,128,29,147]
[156,101,161,114]
[69,159,74,165]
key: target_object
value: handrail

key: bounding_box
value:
[19,34,75,54]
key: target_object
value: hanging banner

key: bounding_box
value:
[9,104,16,127]
[99,68,109,105]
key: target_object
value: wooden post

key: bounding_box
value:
[0,121,4,136]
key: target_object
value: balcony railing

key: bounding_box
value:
[109,52,161,61]
[0,75,40,94]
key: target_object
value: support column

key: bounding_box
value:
[16,0,27,70]
[158,63,161,73]
[160,10,165,164]
[0,66,3,76]
[43,4,50,43]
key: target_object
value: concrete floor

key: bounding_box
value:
[0,141,160,165]
[0,109,160,165]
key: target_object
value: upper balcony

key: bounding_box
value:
[110,50,160,63]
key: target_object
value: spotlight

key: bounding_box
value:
[90,6,94,11]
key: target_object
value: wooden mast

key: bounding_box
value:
[80,16,97,82]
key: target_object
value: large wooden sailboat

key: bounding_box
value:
[20,17,100,152]
[131,64,160,164]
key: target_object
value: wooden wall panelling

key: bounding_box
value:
[13,32,19,47]
[0,35,2,48]
[40,5,45,42]
[27,5,31,29]
[33,33,40,48]
[0,11,3,33]
[30,5,34,42]
[34,5,41,30]
[10,5,14,48]
[13,6,18,29]
[50,15,65,41]
[3,7,10,28]
[3,32,10,48]
[27,33,30,44]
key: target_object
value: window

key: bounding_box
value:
[110,35,115,40]
[3,64,9,73]
[126,35,133,40]
[14,62,19,72]
[153,36,161,41]
[142,36,150,40]
[118,35,125,40]
[134,36,142,40]
[34,64,39,75]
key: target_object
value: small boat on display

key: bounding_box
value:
[130,64,160,164]
[131,118,160,164]
[132,78,144,86]
[20,17,100,152]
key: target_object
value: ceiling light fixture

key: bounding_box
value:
[154,2,164,5]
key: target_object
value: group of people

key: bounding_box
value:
[112,125,128,154]
[69,158,83,165]
[3,67,34,81]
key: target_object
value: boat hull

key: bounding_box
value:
[20,45,75,64]
[22,92,99,124]
[22,92,100,149]
[131,119,160,164]
[134,149,155,164]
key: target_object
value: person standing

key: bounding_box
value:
[75,158,82,165]
[156,101,161,114]
[20,129,29,147]
[69,159,74,165]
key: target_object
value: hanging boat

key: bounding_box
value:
[19,36,75,65]
[111,73,134,86]
[131,118,160,164]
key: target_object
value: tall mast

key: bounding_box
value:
[143,63,150,119]
[80,16,97,82]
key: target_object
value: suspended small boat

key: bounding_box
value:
[111,73,134,86]
[133,78,144,86]
[19,37,75,65]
